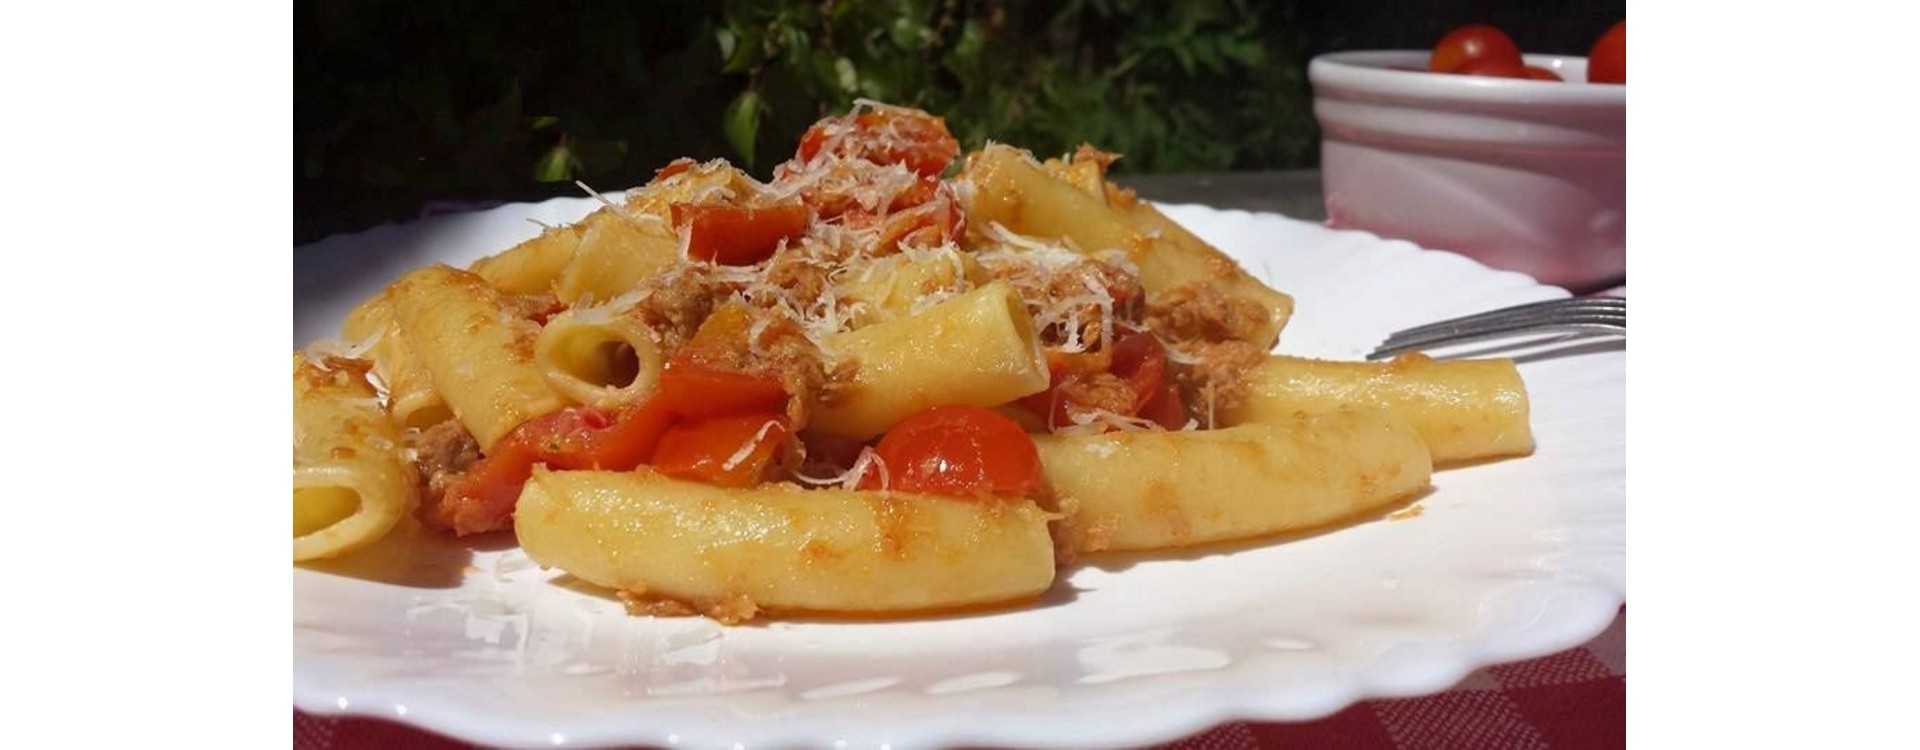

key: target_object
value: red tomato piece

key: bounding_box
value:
[440,401,675,535]
[671,202,809,266]
[1431,24,1523,73]
[1453,57,1531,79]
[1587,21,1625,84]
[1523,66,1563,81]
[863,406,1043,498]
[795,108,961,176]
[653,362,789,420]
[1017,350,1111,430]
[1108,331,1169,415]
[652,158,696,183]
[849,190,964,253]
[653,413,791,488]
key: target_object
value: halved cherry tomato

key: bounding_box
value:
[1430,25,1523,74]
[1523,66,1563,81]
[654,413,791,487]
[671,202,809,266]
[796,109,961,176]
[862,405,1043,498]
[1587,21,1625,84]
[1453,57,1531,79]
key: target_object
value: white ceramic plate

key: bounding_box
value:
[293,199,1625,749]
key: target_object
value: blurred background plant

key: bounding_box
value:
[297,0,1620,243]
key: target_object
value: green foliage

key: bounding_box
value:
[297,1,1314,240]
[715,0,1318,173]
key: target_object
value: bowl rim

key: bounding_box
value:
[1311,50,1625,107]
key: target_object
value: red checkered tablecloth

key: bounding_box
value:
[293,607,1623,749]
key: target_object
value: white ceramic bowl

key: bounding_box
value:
[1309,50,1626,289]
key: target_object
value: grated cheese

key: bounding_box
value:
[973,223,1134,353]
[720,420,786,472]
[790,445,890,491]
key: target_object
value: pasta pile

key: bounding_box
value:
[292,102,1534,622]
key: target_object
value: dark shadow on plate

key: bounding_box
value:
[448,529,522,552]
[1079,485,1437,574]
[543,574,1088,627]
[296,520,475,589]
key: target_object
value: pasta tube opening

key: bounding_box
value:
[535,310,665,410]
[293,485,360,537]
[396,401,454,431]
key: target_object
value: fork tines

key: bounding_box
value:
[1367,297,1625,360]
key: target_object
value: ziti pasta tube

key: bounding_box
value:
[1036,408,1431,552]
[960,143,1293,346]
[515,467,1058,622]
[1223,354,1534,465]
[813,281,1050,439]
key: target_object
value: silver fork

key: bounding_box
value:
[1366,296,1625,360]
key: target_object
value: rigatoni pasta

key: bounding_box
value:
[292,354,417,561]
[292,101,1537,623]
[388,264,568,451]
[533,307,665,410]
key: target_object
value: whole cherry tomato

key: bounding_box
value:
[1430,25,1523,73]
[863,405,1043,498]
[1587,21,1625,84]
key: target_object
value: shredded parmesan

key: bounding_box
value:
[1163,344,1206,365]
[790,446,890,491]
[1053,408,1165,437]
[302,328,382,368]
[720,420,785,472]
[575,180,626,214]
[974,222,1134,353]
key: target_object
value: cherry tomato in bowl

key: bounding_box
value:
[1429,24,1522,73]
[1587,21,1625,84]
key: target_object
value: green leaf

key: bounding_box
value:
[724,89,764,166]
[528,115,559,131]
[716,27,737,63]
[533,143,576,182]
[720,25,763,74]
[834,57,859,94]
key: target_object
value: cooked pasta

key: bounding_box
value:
[291,101,1535,622]
[292,354,417,561]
